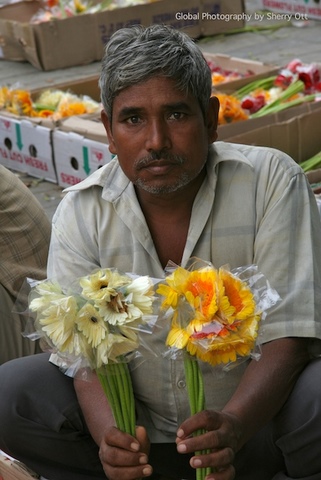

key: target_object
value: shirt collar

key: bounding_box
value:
[209,141,254,169]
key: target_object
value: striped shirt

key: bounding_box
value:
[0,166,51,299]
[48,141,321,442]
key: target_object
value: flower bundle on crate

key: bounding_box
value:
[30,0,157,23]
[206,59,253,87]
[27,268,156,437]
[156,259,280,480]
[214,58,321,124]
[0,86,100,120]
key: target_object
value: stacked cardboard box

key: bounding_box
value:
[0,0,246,71]
[0,114,56,182]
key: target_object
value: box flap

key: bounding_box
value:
[57,116,107,144]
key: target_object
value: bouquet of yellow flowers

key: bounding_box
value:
[28,268,156,437]
[0,86,101,120]
[157,259,280,479]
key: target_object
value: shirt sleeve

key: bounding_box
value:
[252,151,321,347]
[47,189,101,287]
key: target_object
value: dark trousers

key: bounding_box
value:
[0,353,320,480]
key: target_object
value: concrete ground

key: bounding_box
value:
[2,0,321,219]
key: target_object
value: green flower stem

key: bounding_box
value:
[115,362,136,437]
[250,80,306,118]
[184,356,211,480]
[97,365,124,431]
[299,151,321,173]
[234,75,277,99]
[184,356,196,414]
[97,362,135,436]
[114,363,131,434]
[125,363,136,437]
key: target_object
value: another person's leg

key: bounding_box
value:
[272,357,321,480]
[0,285,41,364]
[0,353,106,480]
[234,358,321,480]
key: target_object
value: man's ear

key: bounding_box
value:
[206,95,220,144]
[101,110,117,155]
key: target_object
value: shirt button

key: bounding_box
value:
[177,380,186,389]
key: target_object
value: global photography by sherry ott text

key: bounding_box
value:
[175,11,309,22]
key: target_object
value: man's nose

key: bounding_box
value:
[145,118,171,152]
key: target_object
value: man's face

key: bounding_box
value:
[101,76,219,196]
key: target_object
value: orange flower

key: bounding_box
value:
[157,265,261,367]
[215,93,249,124]
[6,90,34,116]
[57,101,87,118]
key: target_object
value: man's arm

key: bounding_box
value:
[176,337,310,479]
[223,337,310,447]
[74,372,115,445]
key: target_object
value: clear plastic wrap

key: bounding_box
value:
[157,258,281,370]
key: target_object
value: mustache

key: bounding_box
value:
[135,150,185,169]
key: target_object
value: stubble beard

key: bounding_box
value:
[134,172,191,195]
[133,150,204,195]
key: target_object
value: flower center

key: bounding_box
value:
[109,294,128,314]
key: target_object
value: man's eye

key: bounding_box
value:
[126,116,140,124]
[169,112,184,120]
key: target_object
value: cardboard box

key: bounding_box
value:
[0,77,105,184]
[219,100,321,164]
[0,114,56,181]
[0,0,245,71]
[52,122,112,188]
[259,0,321,20]
[203,53,279,92]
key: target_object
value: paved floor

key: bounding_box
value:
[2,0,321,219]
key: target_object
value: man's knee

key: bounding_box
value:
[0,354,51,422]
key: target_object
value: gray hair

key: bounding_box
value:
[99,24,212,120]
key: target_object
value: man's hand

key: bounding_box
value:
[175,338,310,480]
[99,425,153,480]
[176,410,240,480]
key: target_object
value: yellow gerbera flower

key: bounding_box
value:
[93,273,154,326]
[157,266,190,309]
[80,269,131,302]
[124,276,154,314]
[183,268,219,318]
[0,86,9,109]
[219,268,256,321]
[107,333,139,363]
[38,296,78,353]
[29,281,66,314]
[94,333,139,367]
[75,303,107,348]
[159,263,262,367]
[167,325,190,350]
